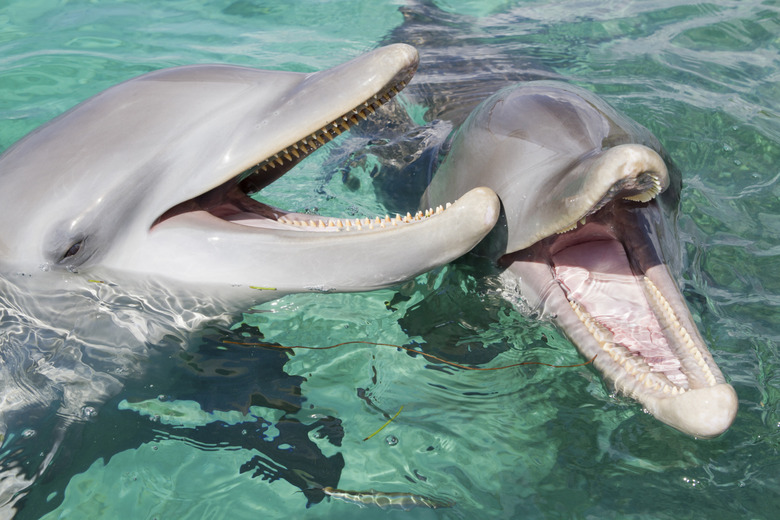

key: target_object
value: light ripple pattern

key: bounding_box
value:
[0,0,776,519]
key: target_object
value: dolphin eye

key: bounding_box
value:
[62,240,83,260]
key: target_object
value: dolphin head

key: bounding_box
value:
[424,82,736,438]
[0,44,499,296]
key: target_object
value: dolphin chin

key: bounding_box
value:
[423,81,736,438]
[0,43,499,296]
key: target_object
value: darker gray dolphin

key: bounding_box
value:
[423,81,737,438]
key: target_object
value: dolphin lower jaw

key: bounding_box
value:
[126,186,500,291]
[504,203,736,438]
[557,291,737,438]
[196,180,463,232]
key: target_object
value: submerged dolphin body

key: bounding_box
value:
[423,82,737,438]
[0,44,500,510]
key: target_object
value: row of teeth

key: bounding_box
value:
[258,83,406,173]
[643,277,717,387]
[278,204,450,230]
[567,298,688,396]
[556,175,663,235]
[557,216,589,234]
[624,175,663,203]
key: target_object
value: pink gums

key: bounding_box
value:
[552,239,687,386]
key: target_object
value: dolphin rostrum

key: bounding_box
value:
[423,81,737,438]
[0,44,499,510]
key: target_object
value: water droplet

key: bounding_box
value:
[82,406,97,419]
[385,435,399,446]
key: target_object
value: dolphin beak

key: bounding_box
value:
[646,383,738,438]
[126,186,500,291]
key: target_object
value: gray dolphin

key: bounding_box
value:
[0,44,500,509]
[423,81,737,438]
[0,44,498,293]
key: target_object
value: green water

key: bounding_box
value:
[1,0,779,518]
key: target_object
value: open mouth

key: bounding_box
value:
[512,174,721,402]
[151,67,456,234]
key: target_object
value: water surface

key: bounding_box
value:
[0,0,778,518]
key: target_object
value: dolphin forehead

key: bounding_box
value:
[481,87,610,154]
[423,81,669,253]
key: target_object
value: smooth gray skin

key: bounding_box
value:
[0,43,498,295]
[423,82,737,438]
[0,45,500,509]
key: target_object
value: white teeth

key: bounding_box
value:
[557,216,587,234]
[567,298,687,396]
[643,277,717,387]
[625,175,662,203]
[248,78,406,177]
[274,204,452,231]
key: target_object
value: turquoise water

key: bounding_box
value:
[1,0,779,518]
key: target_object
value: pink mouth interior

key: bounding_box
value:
[551,238,687,386]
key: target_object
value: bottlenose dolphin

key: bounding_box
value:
[0,44,497,291]
[422,81,738,438]
[0,44,499,511]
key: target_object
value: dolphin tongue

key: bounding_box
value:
[551,236,688,386]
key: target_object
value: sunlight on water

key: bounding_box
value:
[0,0,778,519]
